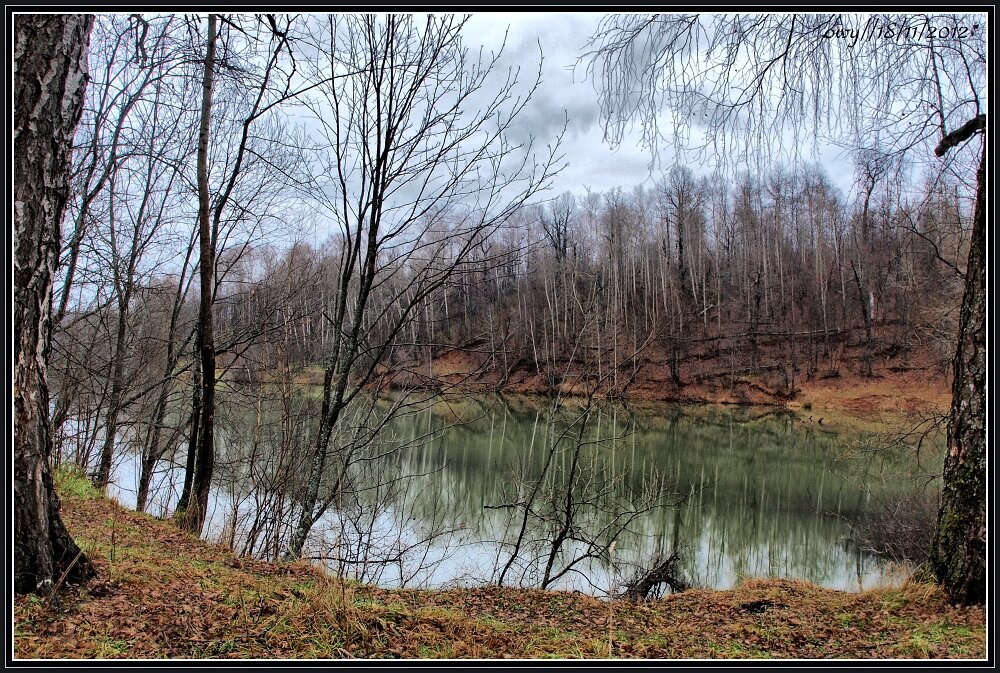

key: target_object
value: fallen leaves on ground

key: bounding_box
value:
[13,492,985,660]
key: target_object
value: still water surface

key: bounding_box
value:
[109,395,932,595]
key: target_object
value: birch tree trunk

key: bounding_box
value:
[14,13,95,595]
[930,128,986,605]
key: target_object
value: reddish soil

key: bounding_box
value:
[380,340,951,415]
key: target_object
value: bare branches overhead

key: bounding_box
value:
[581,13,987,171]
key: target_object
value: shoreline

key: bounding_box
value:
[14,481,984,660]
[373,359,952,415]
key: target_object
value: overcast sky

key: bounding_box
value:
[461,12,860,202]
[463,12,660,199]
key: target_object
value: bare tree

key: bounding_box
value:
[583,11,986,604]
[176,12,219,533]
[46,14,203,513]
[14,14,96,595]
[283,14,564,559]
[539,191,576,264]
[490,396,673,592]
[89,24,196,490]
[54,15,182,326]
[177,13,309,534]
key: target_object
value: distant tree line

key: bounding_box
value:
[17,12,977,601]
[50,14,971,518]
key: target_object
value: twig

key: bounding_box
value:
[608,540,617,658]
[46,549,85,609]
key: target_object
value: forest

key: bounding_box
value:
[13,12,986,659]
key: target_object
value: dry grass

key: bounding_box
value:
[14,477,985,660]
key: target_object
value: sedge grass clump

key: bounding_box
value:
[54,465,100,500]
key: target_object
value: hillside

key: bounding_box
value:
[372,337,952,415]
[13,472,985,660]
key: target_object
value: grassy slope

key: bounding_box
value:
[13,473,985,660]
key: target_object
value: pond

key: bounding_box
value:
[107,392,940,596]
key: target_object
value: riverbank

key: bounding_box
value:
[253,336,952,418]
[353,342,953,416]
[14,474,984,660]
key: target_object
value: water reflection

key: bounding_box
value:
[106,392,934,595]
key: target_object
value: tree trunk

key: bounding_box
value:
[138,338,185,512]
[179,14,218,535]
[749,269,762,371]
[94,247,133,491]
[930,136,986,605]
[136,451,158,514]
[850,261,874,377]
[13,14,95,595]
[178,352,201,516]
